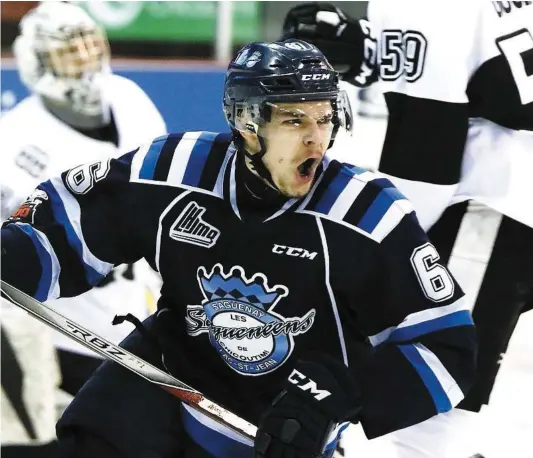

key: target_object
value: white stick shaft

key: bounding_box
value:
[0,281,257,441]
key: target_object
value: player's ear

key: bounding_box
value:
[235,110,261,154]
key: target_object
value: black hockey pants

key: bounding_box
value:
[429,206,533,411]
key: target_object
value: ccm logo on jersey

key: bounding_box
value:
[288,369,331,400]
[301,74,331,81]
[272,244,317,260]
[169,201,220,248]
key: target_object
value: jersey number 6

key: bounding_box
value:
[66,160,111,195]
[410,243,454,302]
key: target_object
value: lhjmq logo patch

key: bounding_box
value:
[186,264,316,376]
[169,201,220,248]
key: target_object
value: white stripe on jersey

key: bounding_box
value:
[155,191,192,272]
[51,177,114,277]
[17,223,61,301]
[368,296,468,347]
[213,144,235,197]
[297,164,412,242]
[296,161,330,211]
[297,209,378,241]
[228,153,241,220]
[166,131,203,186]
[371,199,414,242]
[129,142,151,182]
[327,173,371,220]
[414,343,464,407]
[316,216,348,366]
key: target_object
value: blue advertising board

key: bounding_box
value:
[1,62,229,133]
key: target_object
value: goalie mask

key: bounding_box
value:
[13,2,111,119]
[223,39,352,196]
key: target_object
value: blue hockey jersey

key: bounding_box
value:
[1,131,476,454]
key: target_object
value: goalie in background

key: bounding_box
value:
[0,2,166,457]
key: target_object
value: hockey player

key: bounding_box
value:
[0,2,165,456]
[282,2,533,456]
[1,39,476,458]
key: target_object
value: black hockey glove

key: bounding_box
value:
[255,353,361,458]
[281,2,378,87]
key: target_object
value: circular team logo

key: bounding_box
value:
[284,41,309,51]
[186,264,316,376]
[245,51,262,68]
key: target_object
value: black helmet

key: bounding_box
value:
[223,39,351,186]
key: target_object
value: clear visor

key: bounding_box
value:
[232,91,352,140]
[39,26,109,79]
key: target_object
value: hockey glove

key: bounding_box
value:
[281,2,378,87]
[255,353,361,458]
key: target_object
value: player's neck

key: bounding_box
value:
[238,152,289,215]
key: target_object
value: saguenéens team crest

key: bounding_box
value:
[186,264,316,376]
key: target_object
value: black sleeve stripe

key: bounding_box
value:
[152,134,185,182]
[380,92,469,185]
[343,182,383,227]
[467,52,533,131]
[198,133,233,191]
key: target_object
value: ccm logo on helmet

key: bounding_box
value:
[301,74,331,81]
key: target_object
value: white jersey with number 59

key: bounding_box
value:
[364,1,533,229]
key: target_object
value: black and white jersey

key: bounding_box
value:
[1,133,476,453]
[366,0,533,229]
[0,73,166,356]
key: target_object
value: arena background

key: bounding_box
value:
[0,1,367,132]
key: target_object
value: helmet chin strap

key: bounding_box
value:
[243,139,281,193]
[239,123,281,193]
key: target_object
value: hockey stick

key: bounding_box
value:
[0,281,257,442]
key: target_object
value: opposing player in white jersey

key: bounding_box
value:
[0,3,166,456]
[283,2,533,457]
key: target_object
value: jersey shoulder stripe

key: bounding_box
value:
[11,223,60,302]
[302,162,414,242]
[39,177,114,285]
[130,132,233,192]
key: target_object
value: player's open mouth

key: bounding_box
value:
[297,158,318,182]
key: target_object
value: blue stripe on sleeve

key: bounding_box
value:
[14,224,53,302]
[398,344,452,413]
[182,132,219,186]
[388,310,474,343]
[314,168,357,214]
[357,186,405,233]
[39,181,104,286]
[139,135,170,180]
